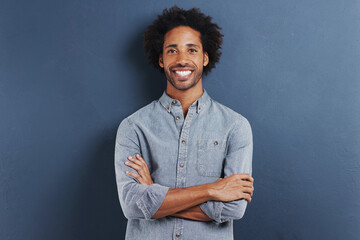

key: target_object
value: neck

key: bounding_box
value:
[166,79,204,118]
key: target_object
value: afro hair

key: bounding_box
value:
[143,5,224,75]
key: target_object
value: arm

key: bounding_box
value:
[125,154,212,221]
[115,118,170,220]
[170,205,212,221]
[199,117,253,224]
[116,117,253,221]
[115,118,214,220]
[125,154,253,221]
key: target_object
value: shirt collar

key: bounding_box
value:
[159,89,211,114]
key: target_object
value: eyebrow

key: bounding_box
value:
[165,43,201,49]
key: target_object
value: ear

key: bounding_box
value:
[203,52,209,67]
[159,54,164,68]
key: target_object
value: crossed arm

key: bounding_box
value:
[124,154,254,222]
[115,117,254,223]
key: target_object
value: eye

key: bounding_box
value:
[167,49,177,54]
[189,49,198,53]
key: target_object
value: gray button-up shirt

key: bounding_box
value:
[115,89,253,240]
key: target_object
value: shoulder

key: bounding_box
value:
[117,100,158,128]
[127,100,158,123]
[209,98,251,129]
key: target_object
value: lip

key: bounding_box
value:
[172,69,194,81]
[172,68,194,71]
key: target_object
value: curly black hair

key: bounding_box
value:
[143,5,224,75]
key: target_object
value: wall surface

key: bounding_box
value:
[1,0,359,239]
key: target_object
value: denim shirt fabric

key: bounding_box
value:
[114,89,253,240]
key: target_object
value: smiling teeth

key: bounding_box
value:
[175,70,192,76]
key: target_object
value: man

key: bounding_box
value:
[115,6,254,240]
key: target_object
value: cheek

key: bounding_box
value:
[163,58,173,68]
[197,59,205,68]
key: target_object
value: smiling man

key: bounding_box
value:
[115,6,254,240]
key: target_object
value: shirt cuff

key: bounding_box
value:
[199,201,226,224]
[136,183,169,220]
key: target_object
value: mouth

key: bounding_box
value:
[172,69,194,80]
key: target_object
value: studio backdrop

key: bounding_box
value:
[1,0,359,239]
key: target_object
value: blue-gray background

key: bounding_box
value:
[1,0,359,239]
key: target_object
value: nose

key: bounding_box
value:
[176,51,190,65]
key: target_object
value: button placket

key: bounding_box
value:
[176,112,192,188]
[172,105,184,135]
[177,107,196,181]
[173,226,184,240]
[174,107,196,239]
[173,219,184,240]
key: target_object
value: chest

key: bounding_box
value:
[136,111,231,187]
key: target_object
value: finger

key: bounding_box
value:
[240,174,254,183]
[241,194,251,202]
[242,184,254,190]
[135,154,151,174]
[243,187,254,196]
[126,171,142,182]
[135,154,149,172]
[135,154,148,165]
[242,193,252,202]
[125,161,141,171]
[128,156,143,166]
[240,180,253,188]
[127,156,148,177]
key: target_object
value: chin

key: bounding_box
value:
[165,71,201,91]
[172,80,198,91]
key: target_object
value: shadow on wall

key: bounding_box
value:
[36,126,125,239]
[72,128,125,239]
[107,26,167,237]
[65,27,167,239]
[125,25,167,103]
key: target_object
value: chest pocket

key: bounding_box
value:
[196,139,226,177]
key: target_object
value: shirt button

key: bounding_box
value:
[176,233,181,238]
[180,163,184,168]
[176,116,180,120]
[172,100,177,104]
[181,140,185,144]
[167,106,170,111]
[214,141,218,145]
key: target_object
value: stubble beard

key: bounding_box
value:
[164,68,203,91]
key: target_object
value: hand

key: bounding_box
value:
[210,174,254,202]
[125,154,154,185]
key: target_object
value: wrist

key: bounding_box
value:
[205,182,217,201]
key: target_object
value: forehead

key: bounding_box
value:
[163,26,202,46]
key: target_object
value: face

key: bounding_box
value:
[159,26,209,91]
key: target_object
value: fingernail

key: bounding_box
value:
[125,161,129,164]
[128,156,132,159]
[126,171,129,174]
[136,154,140,157]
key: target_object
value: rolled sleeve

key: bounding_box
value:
[115,118,169,220]
[199,200,224,223]
[136,183,169,219]
[200,116,253,224]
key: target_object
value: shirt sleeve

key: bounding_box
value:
[114,117,170,220]
[199,116,253,224]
